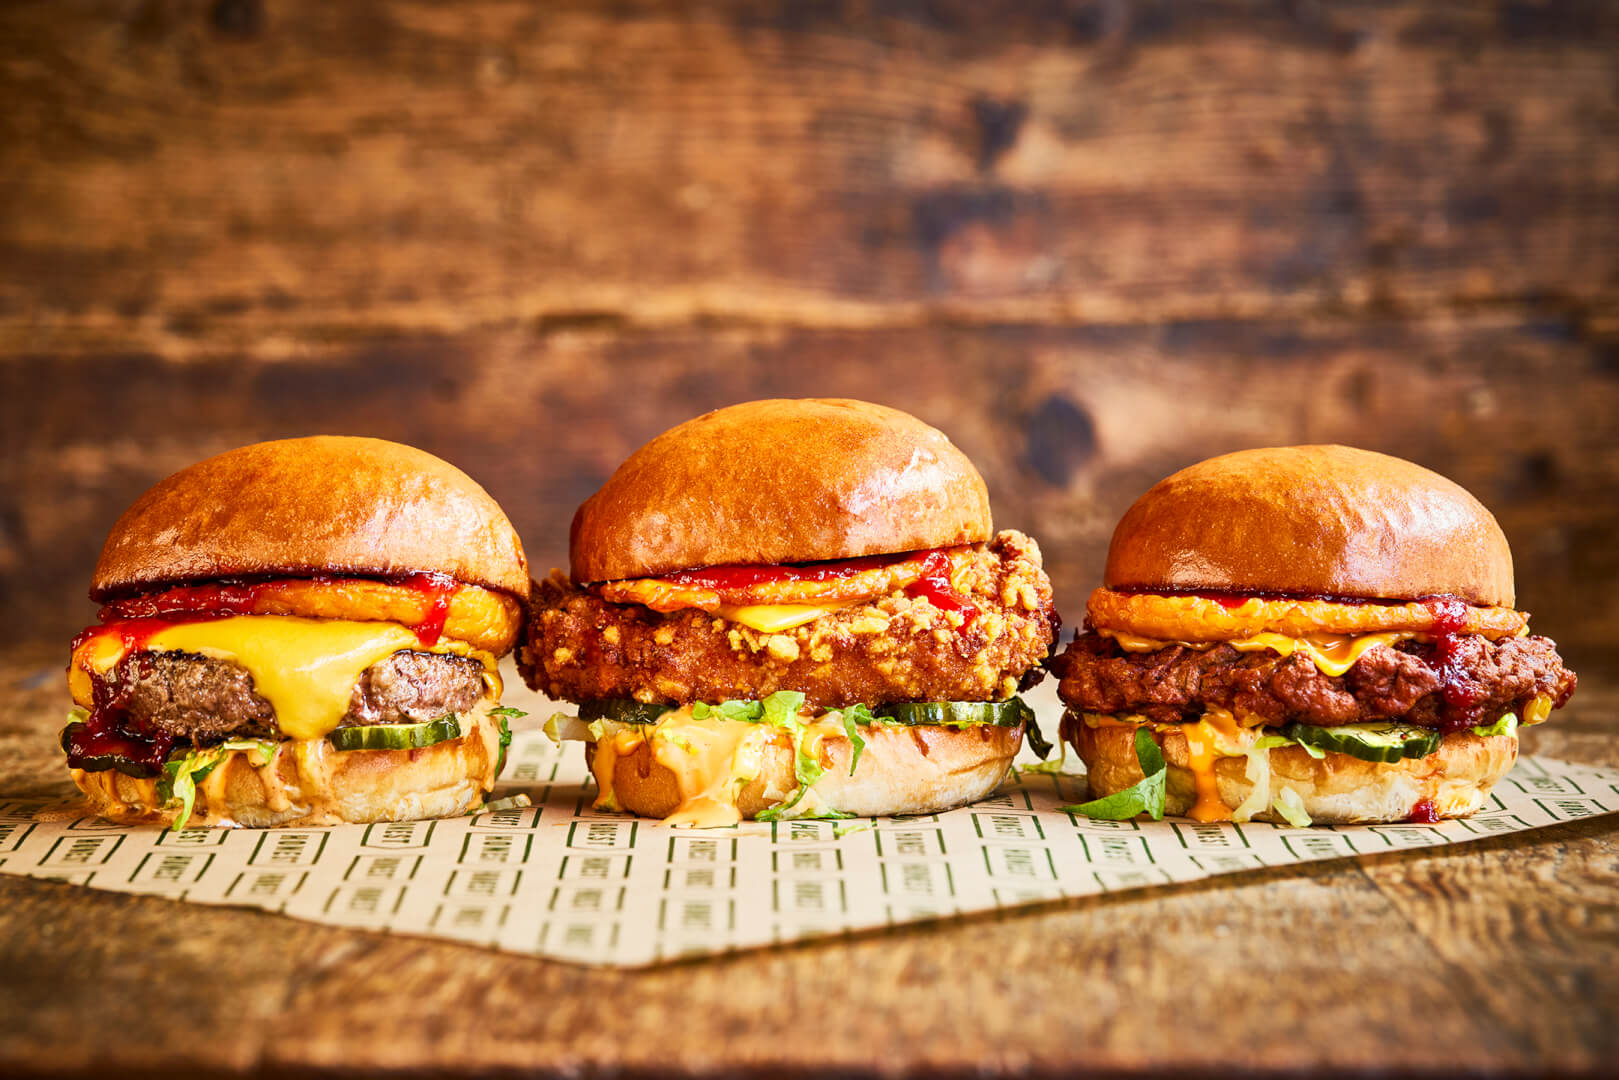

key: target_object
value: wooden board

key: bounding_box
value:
[3,1,1618,353]
[1,643,1616,1077]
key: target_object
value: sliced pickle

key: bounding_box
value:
[579,699,675,725]
[1281,720,1443,764]
[327,716,461,751]
[59,721,164,778]
[872,699,1034,728]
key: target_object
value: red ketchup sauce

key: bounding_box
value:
[1422,596,1487,732]
[66,573,461,772]
[98,571,460,646]
[1406,798,1440,824]
[901,549,978,623]
[65,621,196,775]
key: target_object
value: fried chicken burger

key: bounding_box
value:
[64,436,530,828]
[523,399,1060,826]
[1052,445,1576,826]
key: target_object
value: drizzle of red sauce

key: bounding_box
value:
[70,615,218,659]
[659,549,927,590]
[64,652,177,776]
[1422,596,1487,731]
[396,571,457,646]
[95,572,461,647]
[902,549,978,623]
[1405,797,1440,824]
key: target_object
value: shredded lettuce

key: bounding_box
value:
[835,703,873,775]
[1252,732,1324,759]
[1230,740,1273,823]
[1014,741,1069,776]
[692,699,765,723]
[1472,712,1519,739]
[490,707,521,775]
[754,692,823,821]
[1021,702,1054,760]
[1062,727,1166,821]
[542,712,578,744]
[156,739,277,831]
[479,794,532,813]
[1272,787,1312,828]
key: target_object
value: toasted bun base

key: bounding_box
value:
[597,723,1022,819]
[72,705,504,828]
[1070,719,1518,824]
[570,399,993,582]
[92,437,529,602]
[1104,445,1514,608]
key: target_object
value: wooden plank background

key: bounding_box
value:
[3,0,1617,693]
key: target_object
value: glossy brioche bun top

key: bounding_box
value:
[1104,445,1515,608]
[570,398,993,583]
[91,436,530,602]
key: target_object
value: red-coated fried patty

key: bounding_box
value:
[1051,631,1576,733]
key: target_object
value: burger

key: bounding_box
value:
[64,436,530,829]
[1051,445,1577,825]
[522,398,1060,826]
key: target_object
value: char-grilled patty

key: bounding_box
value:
[1051,631,1576,733]
[93,649,488,743]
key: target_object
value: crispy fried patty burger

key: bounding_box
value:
[65,436,530,828]
[522,399,1060,826]
[1051,445,1576,826]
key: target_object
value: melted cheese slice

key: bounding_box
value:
[1104,629,1415,678]
[74,616,495,741]
[713,601,859,633]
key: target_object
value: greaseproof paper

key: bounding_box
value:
[4,685,1614,967]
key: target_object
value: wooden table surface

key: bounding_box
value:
[3,641,1616,1078]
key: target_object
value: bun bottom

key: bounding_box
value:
[1069,718,1518,824]
[594,723,1022,821]
[73,703,505,828]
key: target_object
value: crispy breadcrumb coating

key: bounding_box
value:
[521,531,1059,708]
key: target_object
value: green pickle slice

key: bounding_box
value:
[58,721,164,778]
[327,716,462,751]
[872,699,1034,728]
[1280,720,1443,764]
[579,699,675,725]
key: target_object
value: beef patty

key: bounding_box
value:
[1051,632,1576,733]
[93,649,489,743]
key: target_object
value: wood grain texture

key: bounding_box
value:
[1,643,1616,1077]
[7,321,1617,685]
[2,0,1618,355]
